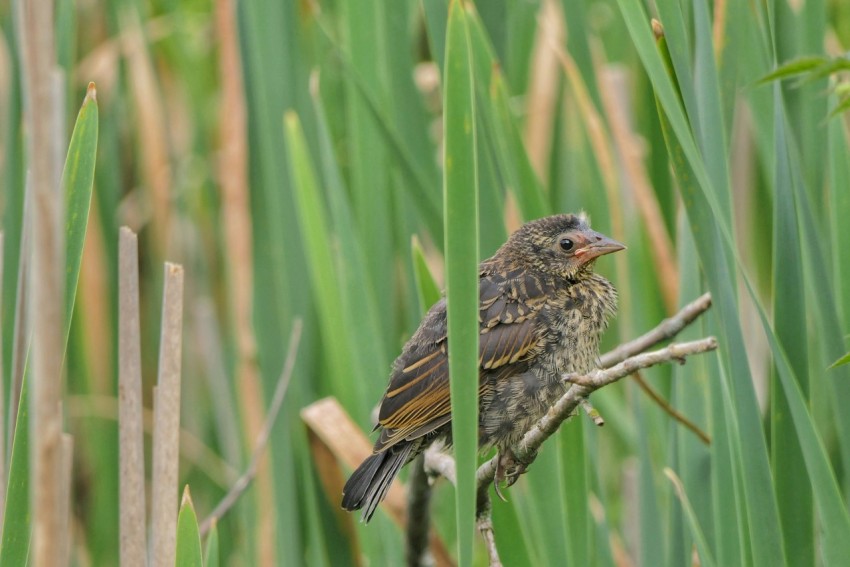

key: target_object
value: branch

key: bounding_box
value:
[476,337,717,489]
[598,292,711,369]
[199,319,303,536]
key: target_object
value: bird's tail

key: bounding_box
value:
[341,444,413,523]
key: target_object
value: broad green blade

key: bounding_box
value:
[443,2,479,564]
[175,487,203,567]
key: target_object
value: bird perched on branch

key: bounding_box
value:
[342,213,624,522]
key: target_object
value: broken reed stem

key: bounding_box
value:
[118,227,147,566]
[198,319,303,537]
[150,263,185,567]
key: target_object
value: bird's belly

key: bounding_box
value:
[479,370,568,450]
[478,310,603,451]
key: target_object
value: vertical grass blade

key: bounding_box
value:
[411,237,442,315]
[443,2,479,564]
[283,111,366,417]
[0,378,30,567]
[665,468,717,567]
[63,83,99,339]
[118,227,147,567]
[175,486,203,567]
[150,263,185,567]
[770,89,812,567]
[203,520,219,567]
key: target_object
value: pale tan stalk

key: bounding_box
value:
[118,227,147,566]
[150,263,184,567]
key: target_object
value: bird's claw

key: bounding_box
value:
[493,449,536,501]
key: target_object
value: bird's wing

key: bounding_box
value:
[373,268,551,451]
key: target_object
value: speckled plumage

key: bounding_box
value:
[342,213,623,522]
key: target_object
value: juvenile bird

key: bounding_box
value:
[341,213,624,522]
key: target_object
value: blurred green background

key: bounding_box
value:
[2,0,850,564]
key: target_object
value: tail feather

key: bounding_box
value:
[341,444,413,523]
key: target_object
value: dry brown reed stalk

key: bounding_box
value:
[118,227,148,566]
[214,0,275,560]
[18,0,66,562]
[524,0,564,184]
[150,263,184,567]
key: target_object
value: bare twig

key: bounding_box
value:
[198,319,303,536]
[599,293,712,369]
[631,372,711,445]
[563,339,717,389]
[475,337,717,491]
[580,398,604,427]
[151,263,184,567]
[118,227,148,566]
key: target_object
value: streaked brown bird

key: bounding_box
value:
[342,213,624,522]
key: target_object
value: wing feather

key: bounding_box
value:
[373,269,553,452]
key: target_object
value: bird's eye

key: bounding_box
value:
[559,237,574,252]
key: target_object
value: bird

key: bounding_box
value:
[341,213,624,523]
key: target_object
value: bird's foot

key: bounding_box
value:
[493,448,537,501]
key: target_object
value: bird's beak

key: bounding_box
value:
[574,232,626,263]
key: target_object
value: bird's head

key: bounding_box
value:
[500,213,625,281]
